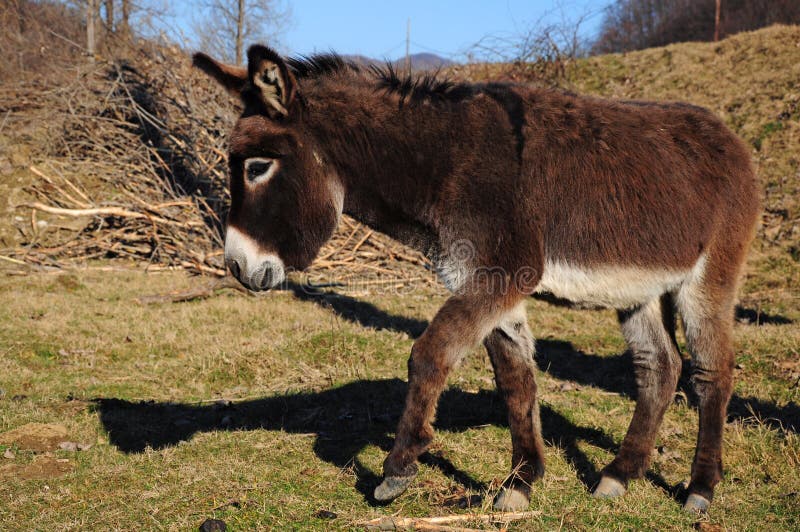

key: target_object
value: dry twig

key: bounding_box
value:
[358,511,542,530]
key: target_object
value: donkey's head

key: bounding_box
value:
[193,45,343,291]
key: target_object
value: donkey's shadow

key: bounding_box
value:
[93,379,619,504]
[96,286,623,502]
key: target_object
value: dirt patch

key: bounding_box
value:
[0,454,73,480]
[0,423,68,452]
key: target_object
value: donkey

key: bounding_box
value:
[193,44,760,513]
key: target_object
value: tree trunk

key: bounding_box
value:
[87,0,97,62]
[120,0,130,38]
[236,0,245,65]
[14,0,24,35]
[714,0,722,41]
[14,0,25,72]
[105,0,114,33]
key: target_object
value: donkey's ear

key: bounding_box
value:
[192,52,248,97]
[247,45,297,118]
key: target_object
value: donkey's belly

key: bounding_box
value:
[534,260,694,309]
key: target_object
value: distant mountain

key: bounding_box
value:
[340,54,377,68]
[342,52,456,72]
[403,53,456,71]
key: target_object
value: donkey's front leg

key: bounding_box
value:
[374,292,522,502]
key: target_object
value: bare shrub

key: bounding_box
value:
[466,7,591,87]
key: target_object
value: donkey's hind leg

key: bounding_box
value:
[676,257,739,513]
[484,303,545,511]
[594,294,681,498]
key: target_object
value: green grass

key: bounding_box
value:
[0,269,798,530]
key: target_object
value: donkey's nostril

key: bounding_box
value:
[258,269,273,290]
[226,256,242,280]
[224,250,284,292]
[251,262,272,291]
[251,260,284,291]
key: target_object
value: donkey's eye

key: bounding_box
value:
[244,158,277,186]
[247,160,271,179]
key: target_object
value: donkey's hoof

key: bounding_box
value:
[374,475,414,502]
[493,486,530,512]
[593,476,626,499]
[683,493,711,513]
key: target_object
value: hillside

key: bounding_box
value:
[344,52,455,71]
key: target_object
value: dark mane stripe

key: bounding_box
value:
[287,52,478,105]
[370,62,477,105]
[286,53,358,79]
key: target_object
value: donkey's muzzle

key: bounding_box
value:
[226,253,285,292]
[224,225,286,291]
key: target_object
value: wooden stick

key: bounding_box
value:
[0,254,27,266]
[28,165,92,209]
[381,524,482,532]
[55,170,94,207]
[136,277,250,304]
[23,202,203,228]
[358,511,542,530]
[317,224,361,261]
[31,165,93,207]
[350,229,374,255]
[335,276,428,287]
[179,261,226,277]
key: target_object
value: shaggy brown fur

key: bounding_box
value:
[193,45,760,513]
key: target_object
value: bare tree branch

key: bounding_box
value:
[194,0,292,64]
[467,4,591,86]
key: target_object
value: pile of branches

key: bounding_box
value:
[9,44,235,275]
[6,42,433,288]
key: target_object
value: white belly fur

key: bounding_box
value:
[535,258,704,309]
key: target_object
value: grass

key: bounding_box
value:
[0,269,798,530]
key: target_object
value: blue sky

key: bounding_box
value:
[166,1,609,62]
[281,0,608,60]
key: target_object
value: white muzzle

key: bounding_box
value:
[224,226,286,291]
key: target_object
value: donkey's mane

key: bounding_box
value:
[287,53,358,79]
[370,62,477,105]
[287,52,478,105]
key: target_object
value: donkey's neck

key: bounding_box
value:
[306,83,462,254]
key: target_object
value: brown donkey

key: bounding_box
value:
[193,45,760,513]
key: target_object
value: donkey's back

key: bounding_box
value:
[523,90,757,267]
